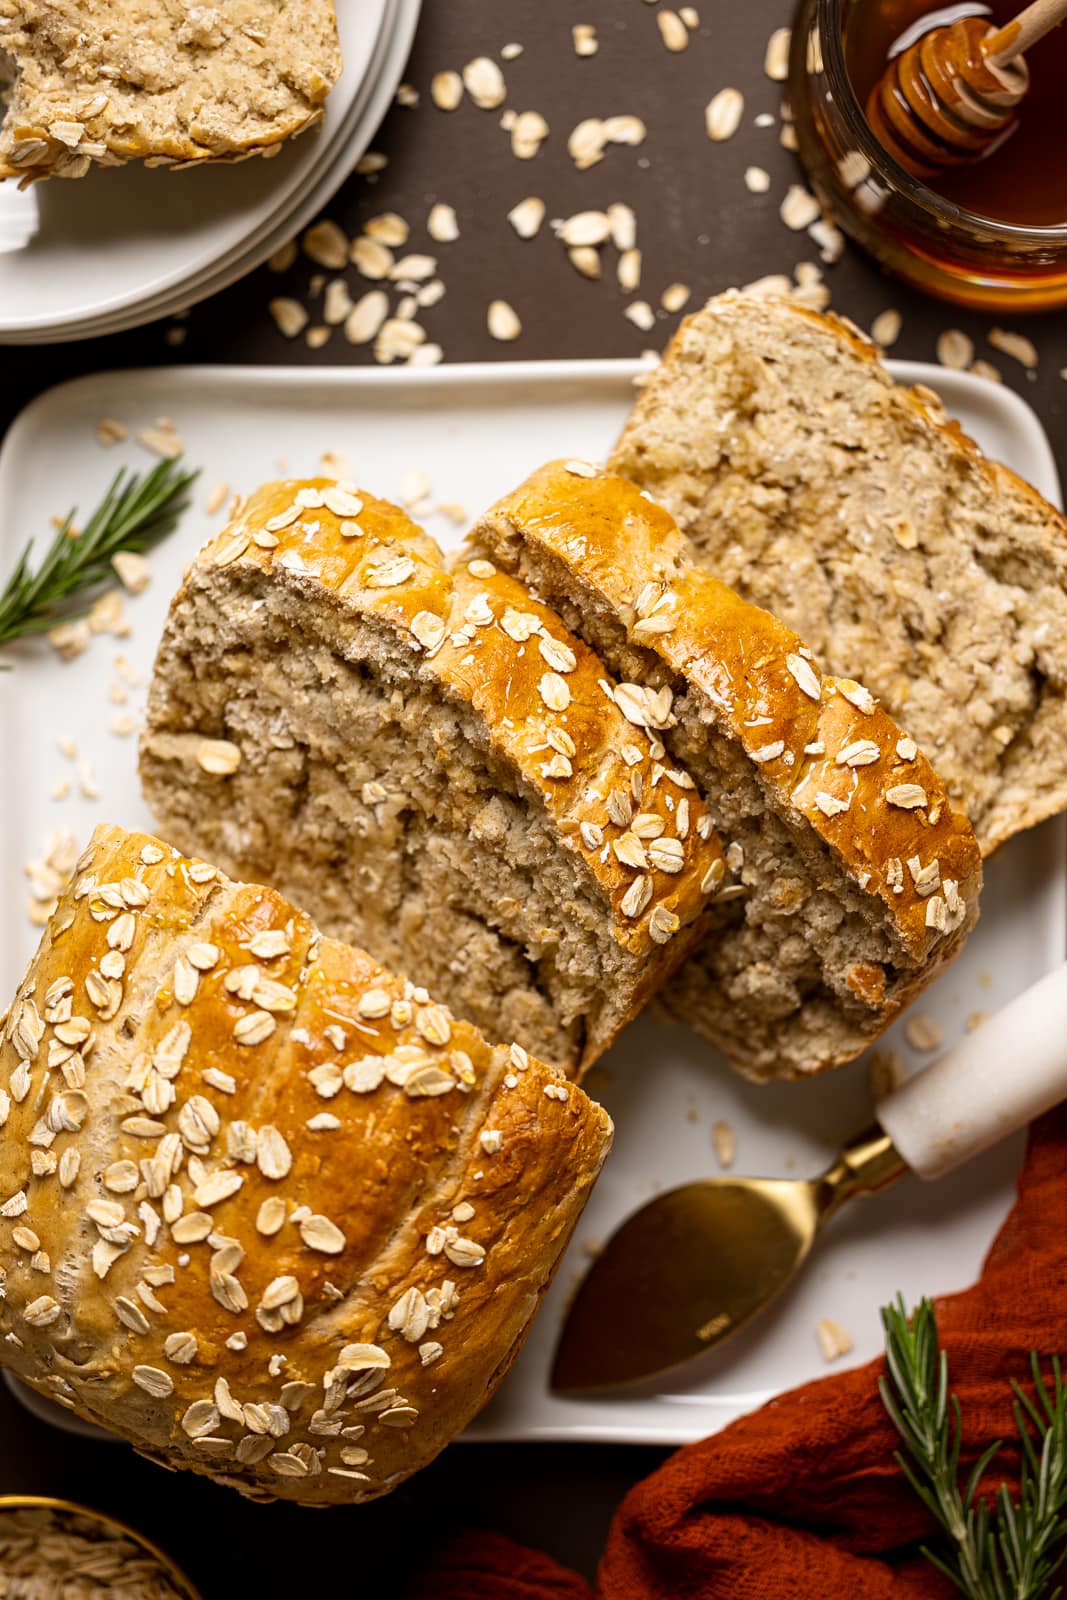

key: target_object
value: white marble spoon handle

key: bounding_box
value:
[877,962,1067,1180]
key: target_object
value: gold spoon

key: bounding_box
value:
[552,963,1067,1395]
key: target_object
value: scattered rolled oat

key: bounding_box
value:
[345,290,390,346]
[361,216,406,252]
[970,360,1002,384]
[625,300,655,332]
[205,481,230,515]
[573,23,598,56]
[780,185,821,231]
[871,309,902,348]
[988,328,1039,369]
[966,1010,989,1032]
[657,9,689,50]
[661,283,691,313]
[706,87,744,141]
[351,235,394,279]
[136,423,183,460]
[95,417,127,447]
[559,209,611,246]
[744,165,771,193]
[712,1119,735,1167]
[427,203,459,242]
[270,298,308,339]
[305,326,330,350]
[488,299,522,341]
[463,56,506,109]
[508,196,545,238]
[569,246,601,279]
[268,239,298,273]
[511,110,550,159]
[765,26,792,79]
[937,329,974,370]
[431,70,463,111]
[816,1316,853,1361]
[323,278,354,325]
[904,1014,943,1052]
[617,248,642,291]
[302,219,348,270]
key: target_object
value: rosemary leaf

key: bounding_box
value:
[0,458,198,657]
[880,1296,1067,1600]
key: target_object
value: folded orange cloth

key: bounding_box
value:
[408,1109,1067,1600]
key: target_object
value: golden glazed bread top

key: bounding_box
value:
[183,478,725,963]
[0,825,612,1504]
[475,459,983,966]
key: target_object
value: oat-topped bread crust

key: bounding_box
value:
[0,0,341,183]
[0,824,612,1505]
[610,290,1067,855]
[473,460,982,1080]
[140,480,723,1078]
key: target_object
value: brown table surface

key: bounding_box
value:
[2,0,1065,1592]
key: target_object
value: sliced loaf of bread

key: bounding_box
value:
[0,0,341,182]
[139,480,722,1079]
[472,460,983,1080]
[610,291,1067,855]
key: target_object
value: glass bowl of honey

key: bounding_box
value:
[789,0,1067,309]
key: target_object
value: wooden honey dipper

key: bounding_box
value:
[866,0,1067,178]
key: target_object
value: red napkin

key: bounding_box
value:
[408,1108,1067,1600]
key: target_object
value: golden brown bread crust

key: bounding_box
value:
[477,461,982,964]
[140,480,725,1074]
[0,824,612,1505]
[472,461,984,1074]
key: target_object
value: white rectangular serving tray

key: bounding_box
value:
[0,359,1062,1447]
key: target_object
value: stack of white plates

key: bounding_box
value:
[0,0,421,344]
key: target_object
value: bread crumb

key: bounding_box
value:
[966,1010,989,1032]
[816,1317,853,1361]
[712,1119,735,1166]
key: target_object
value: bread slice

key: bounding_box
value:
[610,290,1067,856]
[0,0,341,183]
[472,460,983,1081]
[0,823,612,1504]
[139,480,723,1079]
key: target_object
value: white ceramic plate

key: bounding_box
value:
[0,359,1062,1447]
[0,0,411,341]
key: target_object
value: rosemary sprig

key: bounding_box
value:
[880,1295,1067,1600]
[0,458,198,655]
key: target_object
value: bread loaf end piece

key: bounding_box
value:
[0,823,612,1504]
[0,0,341,183]
[472,460,983,1081]
[140,480,723,1077]
[610,290,1067,855]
